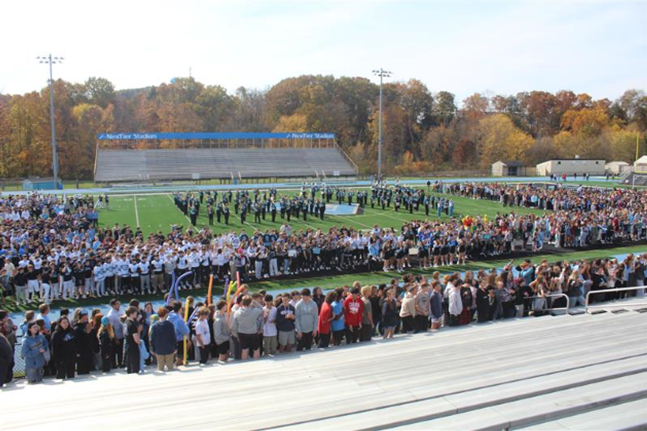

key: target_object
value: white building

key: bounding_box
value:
[605,161,630,175]
[634,156,647,173]
[536,159,605,176]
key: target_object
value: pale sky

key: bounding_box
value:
[1,0,645,103]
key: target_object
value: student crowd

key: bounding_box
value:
[2,182,647,306]
[1,252,645,386]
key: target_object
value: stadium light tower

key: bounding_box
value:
[37,54,63,189]
[373,68,391,179]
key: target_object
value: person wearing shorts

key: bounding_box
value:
[276,295,296,352]
[231,296,263,360]
[213,301,231,363]
[430,282,443,330]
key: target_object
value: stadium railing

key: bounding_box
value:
[527,293,570,314]
[585,286,647,314]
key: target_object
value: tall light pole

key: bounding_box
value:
[373,68,391,179]
[37,54,63,189]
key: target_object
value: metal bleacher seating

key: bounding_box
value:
[3,299,646,430]
[94,147,357,182]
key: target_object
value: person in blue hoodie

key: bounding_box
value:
[21,322,49,383]
[167,301,189,366]
[330,288,346,346]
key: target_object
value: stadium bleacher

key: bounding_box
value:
[94,147,358,182]
[3,299,646,430]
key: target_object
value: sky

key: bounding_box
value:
[1,0,646,104]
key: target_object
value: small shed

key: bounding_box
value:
[22,177,61,191]
[605,161,630,175]
[492,161,534,177]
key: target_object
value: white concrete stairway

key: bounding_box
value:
[1,311,646,430]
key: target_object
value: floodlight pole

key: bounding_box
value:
[38,54,63,189]
[373,68,391,179]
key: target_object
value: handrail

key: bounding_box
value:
[93,142,100,182]
[333,140,359,174]
[526,293,570,313]
[585,286,647,314]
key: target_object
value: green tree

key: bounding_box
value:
[85,77,116,108]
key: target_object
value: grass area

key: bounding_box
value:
[3,243,645,313]
[96,187,547,236]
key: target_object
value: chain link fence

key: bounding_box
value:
[11,336,26,379]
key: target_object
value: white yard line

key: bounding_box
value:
[166,193,193,225]
[134,195,141,228]
[362,206,414,224]
[325,212,373,229]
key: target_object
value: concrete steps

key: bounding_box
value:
[520,398,647,430]
[395,374,647,431]
[2,309,646,430]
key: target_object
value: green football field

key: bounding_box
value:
[96,188,547,236]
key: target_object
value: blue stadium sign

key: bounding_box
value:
[97,132,336,140]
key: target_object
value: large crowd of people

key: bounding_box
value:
[1,181,647,306]
[1,252,645,385]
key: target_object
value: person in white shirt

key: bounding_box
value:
[129,259,140,294]
[189,250,200,288]
[93,261,106,296]
[176,251,189,289]
[163,254,176,293]
[262,294,278,356]
[448,284,463,327]
[194,307,211,364]
[139,257,151,295]
[151,255,164,293]
[200,250,210,286]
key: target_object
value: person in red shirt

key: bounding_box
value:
[344,287,363,344]
[317,291,336,348]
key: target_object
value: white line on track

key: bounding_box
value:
[134,195,141,227]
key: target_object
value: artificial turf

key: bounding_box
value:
[96,187,548,236]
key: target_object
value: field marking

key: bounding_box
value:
[325,212,373,229]
[134,196,140,227]
[361,206,414,224]
[166,194,193,225]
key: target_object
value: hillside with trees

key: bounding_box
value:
[0,75,645,179]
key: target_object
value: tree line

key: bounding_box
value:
[0,75,645,180]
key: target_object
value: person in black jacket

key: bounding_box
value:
[51,316,76,379]
[124,306,141,374]
[0,332,12,387]
[476,284,491,323]
[98,316,114,373]
[89,314,102,371]
[73,309,93,375]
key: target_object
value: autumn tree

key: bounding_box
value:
[476,114,534,169]
[462,93,490,121]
